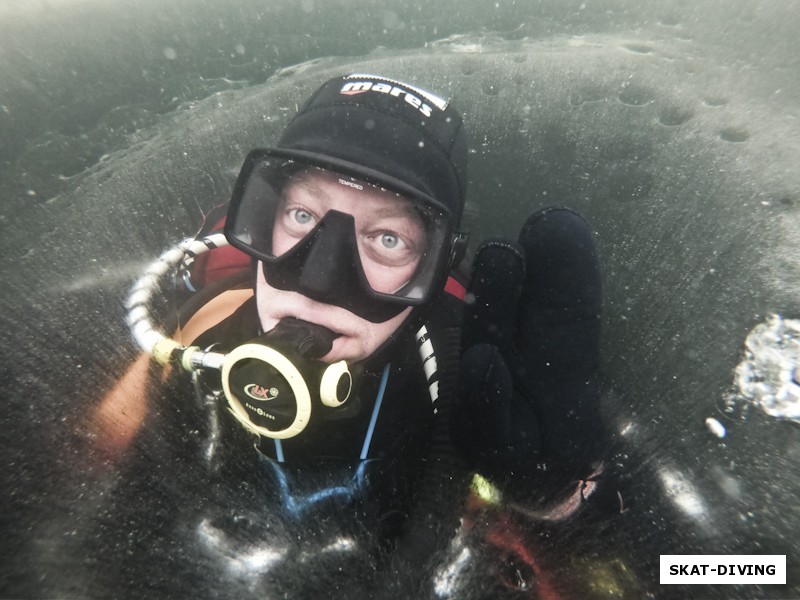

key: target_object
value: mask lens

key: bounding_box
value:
[275,169,442,296]
[225,158,286,256]
[226,154,452,305]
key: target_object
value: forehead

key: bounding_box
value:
[284,168,420,217]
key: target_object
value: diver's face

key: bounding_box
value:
[256,169,426,362]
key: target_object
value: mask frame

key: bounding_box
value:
[224,151,467,323]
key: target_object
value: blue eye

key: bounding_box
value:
[291,208,313,224]
[380,233,400,249]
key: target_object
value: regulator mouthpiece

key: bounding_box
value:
[222,319,352,439]
[262,317,338,359]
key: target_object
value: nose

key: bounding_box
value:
[297,211,366,309]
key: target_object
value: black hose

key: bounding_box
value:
[392,325,471,587]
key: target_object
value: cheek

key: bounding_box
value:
[326,307,411,362]
[362,262,417,294]
[255,270,278,329]
[270,225,292,256]
[358,308,411,352]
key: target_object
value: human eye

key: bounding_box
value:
[279,204,318,236]
[364,229,419,266]
[378,232,401,249]
[288,207,314,225]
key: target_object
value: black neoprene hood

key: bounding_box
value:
[263,73,468,225]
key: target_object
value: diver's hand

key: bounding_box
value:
[452,208,604,481]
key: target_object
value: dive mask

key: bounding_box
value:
[224,153,466,323]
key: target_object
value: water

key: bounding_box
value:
[2,1,800,598]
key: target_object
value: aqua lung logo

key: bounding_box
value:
[244,383,279,402]
[245,402,276,421]
[340,79,441,118]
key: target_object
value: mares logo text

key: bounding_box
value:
[340,81,434,117]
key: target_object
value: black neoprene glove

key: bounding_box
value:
[452,208,605,483]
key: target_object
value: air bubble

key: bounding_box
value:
[618,87,652,106]
[734,314,800,422]
[705,417,726,439]
[703,97,728,107]
[459,62,477,76]
[657,16,681,27]
[658,107,694,127]
[622,44,654,55]
[569,87,605,106]
[719,127,750,143]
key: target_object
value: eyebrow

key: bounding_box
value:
[372,203,418,217]
[291,177,327,199]
[288,172,426,223]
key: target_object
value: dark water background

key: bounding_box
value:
[2,1,800,598]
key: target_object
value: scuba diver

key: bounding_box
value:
[112,73,605,590]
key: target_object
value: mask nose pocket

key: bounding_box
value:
[296,211,367,306]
